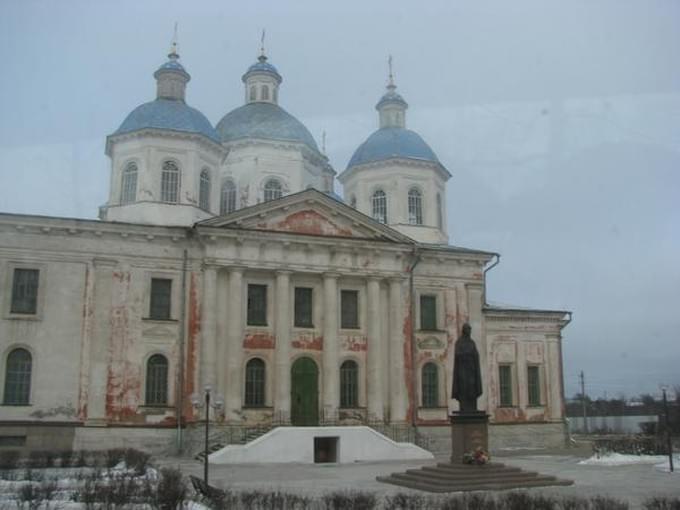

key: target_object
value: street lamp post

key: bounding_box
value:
[661,386,674,473]
[191,385,224,485]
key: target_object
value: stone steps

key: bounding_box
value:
[377,462,573,493]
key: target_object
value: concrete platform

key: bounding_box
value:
[208,426,434,464]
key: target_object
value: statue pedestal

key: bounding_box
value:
[449,412,489,464]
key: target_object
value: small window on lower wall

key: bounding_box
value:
[420,295,437,331]
[294,287,313,328]
[340,360,358,408]
[145,354,168,406]
[3,348,32,405]
[149,278,172,320]
[245,358,266,407]
[247,284,268,326]
[527,366,541,406]
[421,362,439,408]
[498,365,513,407]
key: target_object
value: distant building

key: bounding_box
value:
[0,41,571,454]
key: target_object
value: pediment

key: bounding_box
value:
[198,189,414,243]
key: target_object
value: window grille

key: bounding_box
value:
[149,278,172,320]
[199,169,211,211]
[10,268,39,314]
[145,354,168,405]
[161,161,179,203]
[220,179,237,214]
[528,366,541,406]
[250,86,256,101]
[420,295,437,330]
[263,179,282,202]
[340,360,358,408]
[247,284,267,326]
[499,365,513,406]
[261,85,269,101]
[422,362,439,408]
[340,290,359,329]
[294,287,313,328]
[408,188,423,225]
[245,358,266,407]
[371,190,387,224]
[121,163,137,204]
[3,348,31,405]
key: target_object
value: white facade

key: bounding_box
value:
[0,44,571,455]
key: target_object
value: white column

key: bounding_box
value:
[215,270,229,399]
[86,258,116,425]
[200,265,218,390]
[546,335,563,420]
[274,270,292,421]
[388,277,407,423]
[517,341,528,409]
[367,277,384,421]
[225,267,244,420]
[322,272,339,421]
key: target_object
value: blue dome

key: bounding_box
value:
[242,56,282,83]
[376,90,407,109]
[115,99,220,143]
[347,127,439,168]
[157,59,187,73]
[216,102,319,151]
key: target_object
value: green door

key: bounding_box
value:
[291,357,319,426]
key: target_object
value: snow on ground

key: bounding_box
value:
[654,457,680,473]
[579,452,680,467]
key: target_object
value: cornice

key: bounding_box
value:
[106,128,226,158]
[338,157,450,183]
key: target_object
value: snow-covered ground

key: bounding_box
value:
[578,452,680,469]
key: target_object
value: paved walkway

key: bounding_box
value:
[160,450,680,509]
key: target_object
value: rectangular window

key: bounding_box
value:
[149,278,172,320]
[499,365,513,407]
[420,295,437,330]
[294,287,313,328]
[528,366,541,406]
[10,269,39,314]
[247,284,267,326]
[340,290,359,329]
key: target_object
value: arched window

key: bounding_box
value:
[161,161,179,203]
[263,178,282,202]
[145,354,168,405]
[220,179,237,215]
[350,195,357,208]
[199,168,211,211]
[261,85,269,101]
[120,162,137,205]
[408,188,423,225]
[436,193,443,229]
[372,190,387,224]
[249,85,257,101]
[3,348,32,405]
[421,362,439,408]
[340,360,358,408]
[245,358,266,407]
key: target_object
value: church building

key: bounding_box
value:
[0,41,571,454]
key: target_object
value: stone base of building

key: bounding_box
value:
[417,421,568,456]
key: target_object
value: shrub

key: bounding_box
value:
[590,496,629,510]
[155,467,187,510]
[105,447,126,468]
[383,493,426,510]
[643,497,680,510]
[28,450,46,468]
[0,450,21,470]
[16,483,41,510]
[322,491,377,510]
[560,496,590,510]
[124,448,151,475]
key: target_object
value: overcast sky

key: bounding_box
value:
[1,0,678,400]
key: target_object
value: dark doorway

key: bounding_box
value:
[314,436,339,463]
[291,357,319,426]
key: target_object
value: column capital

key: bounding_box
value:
[227,265,247,275]
[276,269,293,277]
[323,271,341,280]
[388,274,407,283]
[367,276,384,284]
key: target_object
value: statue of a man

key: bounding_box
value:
[451,323,483,412]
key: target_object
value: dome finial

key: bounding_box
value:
[259,29,267,62]
[387,55,396,89]
[168,22,179,60]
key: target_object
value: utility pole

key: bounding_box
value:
[580,371,588,434]
[662,388,674,473]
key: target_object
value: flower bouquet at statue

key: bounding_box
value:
[463,446,490,465]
